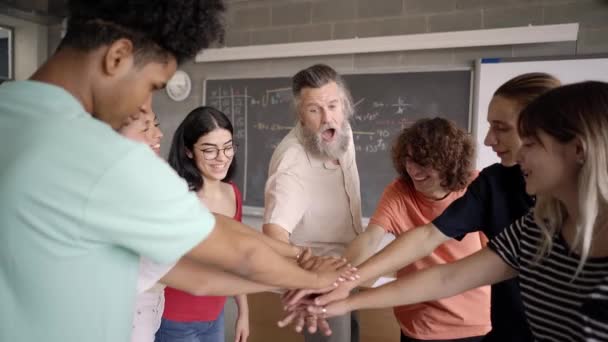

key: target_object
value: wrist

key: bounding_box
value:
[294,245,304,262]
[344,295,358,312]
[350,276,363,289]
[352,266,374,286]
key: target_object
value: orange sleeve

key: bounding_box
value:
[479,232,489,247]
[369,180,414,235]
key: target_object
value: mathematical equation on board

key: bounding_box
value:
[207,87,418,154]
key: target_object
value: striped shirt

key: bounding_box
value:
[488,211,608,341]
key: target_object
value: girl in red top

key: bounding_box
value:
[157,106,248,342]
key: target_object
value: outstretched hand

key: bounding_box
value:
[307,298,351,319]
[277,253,360,336]
[284,255,358,308]
[277,302,332,336]
[312,278,357,306]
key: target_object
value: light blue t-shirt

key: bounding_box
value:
[0,81,215,342]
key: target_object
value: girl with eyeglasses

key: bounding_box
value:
[122,101,276,342]
[156,106,248,342]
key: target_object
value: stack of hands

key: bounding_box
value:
[278,249,360,336]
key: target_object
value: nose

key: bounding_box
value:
[484,129,497,147]
[215,150,228,162]
[320,107,332,124]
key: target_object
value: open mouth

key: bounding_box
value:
[321,128,336,142]
[411,175,429,182]
[210,164,227,171]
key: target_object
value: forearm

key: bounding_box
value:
[235,294,249,318]
[187,215,329,289]
[343,225,386,267]
[219,214,300,258]
[231,237,321,289]
[346,248,516,312]
[355,224,449,285]
[161,258,275,296]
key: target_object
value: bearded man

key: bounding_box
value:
[263,64,363,342]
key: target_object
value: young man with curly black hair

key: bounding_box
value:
[0,2,348,342]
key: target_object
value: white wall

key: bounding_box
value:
[0,14,47,80]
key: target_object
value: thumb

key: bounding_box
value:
[314,287,345,306]
[307,305,327,316]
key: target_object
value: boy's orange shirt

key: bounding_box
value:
[369,175,491,340]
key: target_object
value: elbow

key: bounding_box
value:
[177,277,214,296]
[189,285,210,297]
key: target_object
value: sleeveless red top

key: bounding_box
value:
[162,182,243,322]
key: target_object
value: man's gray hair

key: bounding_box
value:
[291,64,354,118]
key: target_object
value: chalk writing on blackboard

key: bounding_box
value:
[205,70,471,216]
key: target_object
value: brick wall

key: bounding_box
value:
[152,0,608,161]
[223,0,608,53]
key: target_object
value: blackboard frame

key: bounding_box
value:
[203,66,474,218]
[0,24,14,81]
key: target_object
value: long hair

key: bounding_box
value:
[519,81,608,274]
[168,106,237,192]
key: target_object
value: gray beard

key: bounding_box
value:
[300,121,350,161]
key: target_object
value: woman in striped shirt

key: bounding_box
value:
[314,81,608,341]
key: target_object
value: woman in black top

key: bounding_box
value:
[306,73,561,342]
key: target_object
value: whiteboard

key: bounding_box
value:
[473,56,608,169]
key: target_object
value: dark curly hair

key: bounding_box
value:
[60,0,226,64]
[392,117,474,192]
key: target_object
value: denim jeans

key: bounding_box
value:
[155,310,225,342]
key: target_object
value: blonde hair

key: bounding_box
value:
[519,81,608,275]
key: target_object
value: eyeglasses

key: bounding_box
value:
[200,144,237,160]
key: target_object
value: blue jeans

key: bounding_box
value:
[155,310,225,342]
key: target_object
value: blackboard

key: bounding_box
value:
[0,38,9,79]
[205,70,471,217]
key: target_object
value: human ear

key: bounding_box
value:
[574,137,586,166]
[101,39,135,77]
